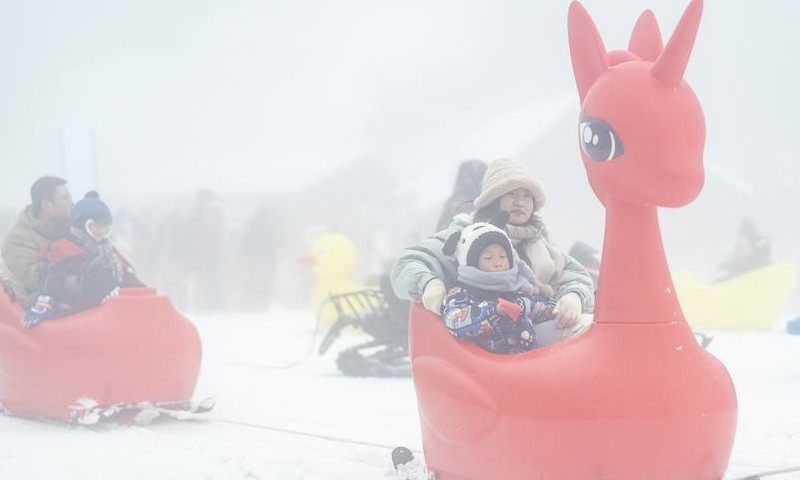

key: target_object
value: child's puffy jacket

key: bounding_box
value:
[40,231,143,314]
[442,285,555,354]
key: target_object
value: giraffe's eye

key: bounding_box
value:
[579,116,624,162]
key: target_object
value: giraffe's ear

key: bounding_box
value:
[652,0,703,87]
[568,1,609,103]
[628,9,663,61]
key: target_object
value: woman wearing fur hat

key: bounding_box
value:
[391,158,594,333]
[22,191,144,328]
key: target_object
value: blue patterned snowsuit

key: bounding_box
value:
[442,285,555,354]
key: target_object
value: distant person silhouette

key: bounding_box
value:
[436,159,487,231]
[717,218,771,281]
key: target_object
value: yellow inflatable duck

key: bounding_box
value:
[302,233,377,325]
[673,262,798,331]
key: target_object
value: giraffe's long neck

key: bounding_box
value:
[593,196,685,323]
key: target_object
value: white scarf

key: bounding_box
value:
[504,223,563,287]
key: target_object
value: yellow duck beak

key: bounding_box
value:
[298,255,317,266]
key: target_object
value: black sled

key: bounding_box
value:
[318,283,410,378]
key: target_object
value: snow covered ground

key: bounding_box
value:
[1,307,798,480]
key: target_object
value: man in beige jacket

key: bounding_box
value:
[1,176,73,306]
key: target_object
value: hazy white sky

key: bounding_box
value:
[0,0,798,209]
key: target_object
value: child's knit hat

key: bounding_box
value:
[71,191,112,228]
[443,217,514,269]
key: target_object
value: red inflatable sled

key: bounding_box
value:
[410,304,736,480]
[0,287,203,423]
[409,1,737,479]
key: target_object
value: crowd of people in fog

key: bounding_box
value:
[0,160,775,339]
[0,179,285,320]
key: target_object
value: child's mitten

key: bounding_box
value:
[497,297,523,320]
[22,295,55,329]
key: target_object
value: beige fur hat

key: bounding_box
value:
[473,158,546,211]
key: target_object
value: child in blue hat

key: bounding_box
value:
[23,191,144,328]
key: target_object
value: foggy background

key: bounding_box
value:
[1,0,798,314]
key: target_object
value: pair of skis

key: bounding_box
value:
[70,397,215,425]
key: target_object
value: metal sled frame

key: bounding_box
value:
[318,289,409,377]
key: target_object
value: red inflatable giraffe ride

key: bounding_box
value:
[408,1,737,479]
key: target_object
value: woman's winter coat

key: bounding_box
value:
[390,213,595,312]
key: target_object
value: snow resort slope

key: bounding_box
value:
[0,308,798,480]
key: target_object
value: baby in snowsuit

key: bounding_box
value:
[441,216,555,354]
[23,191,144,328]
